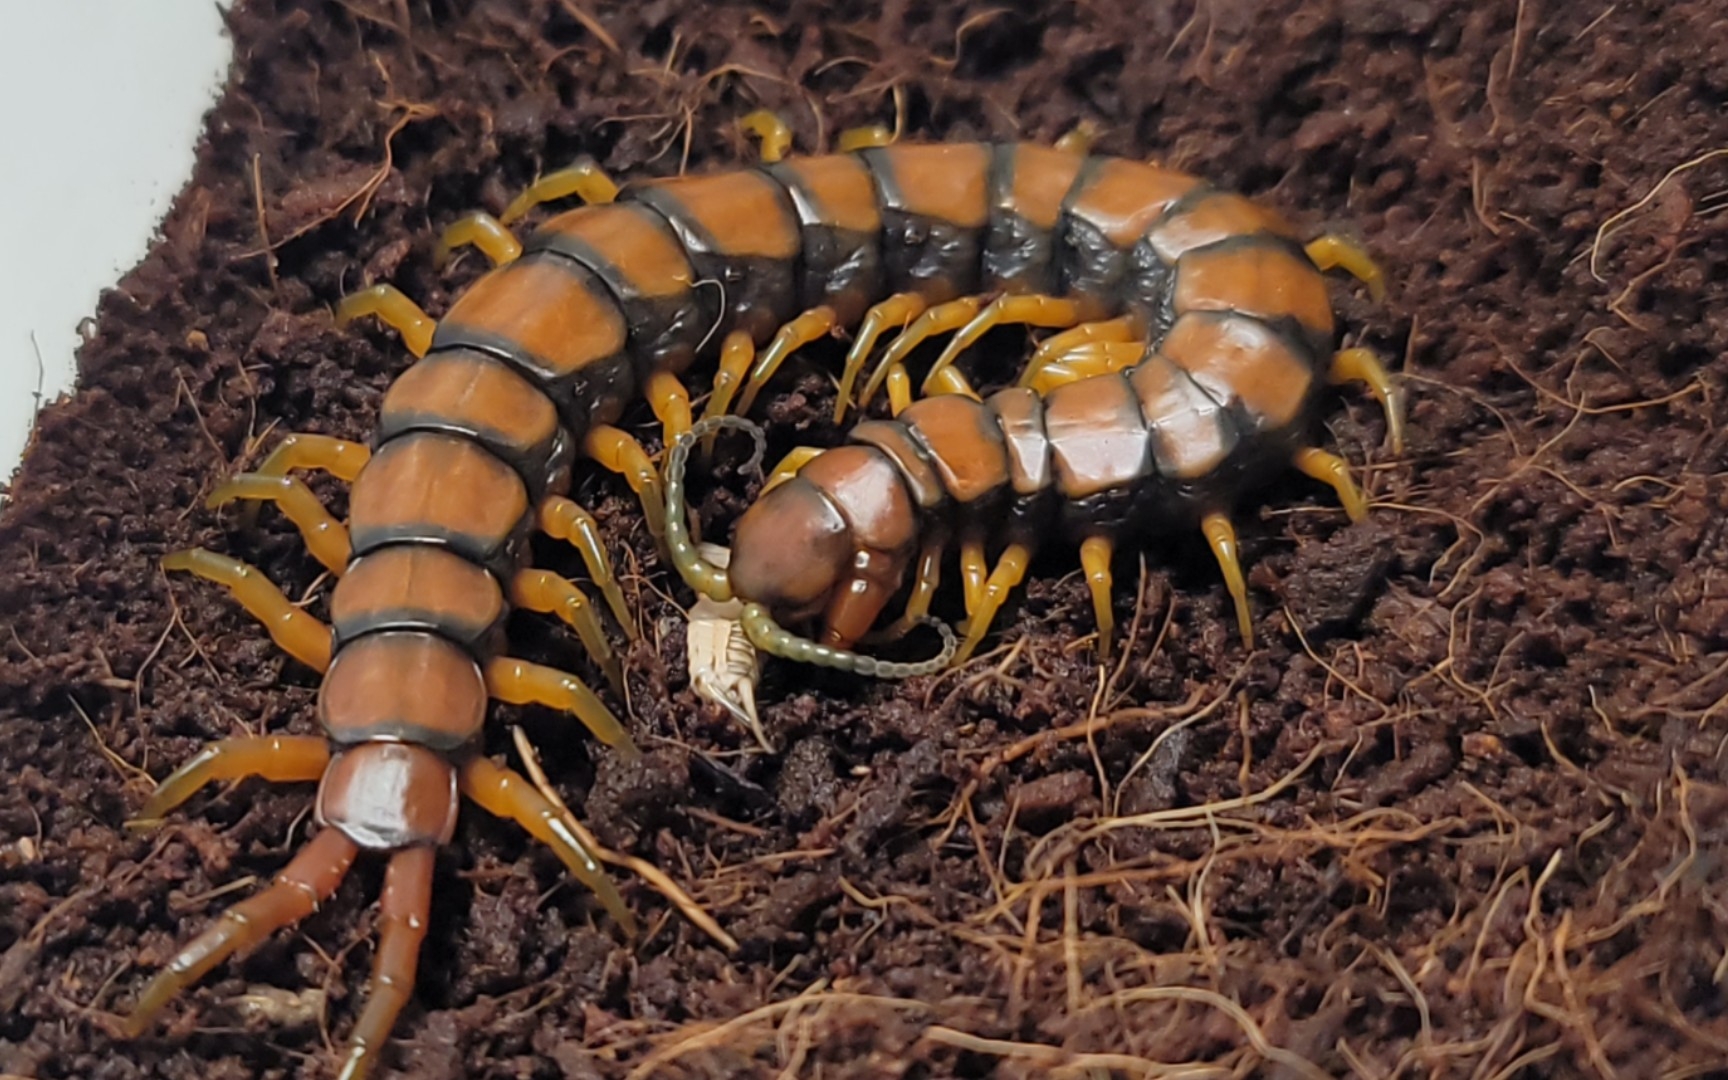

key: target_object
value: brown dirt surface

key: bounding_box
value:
[3,0,1727,1077]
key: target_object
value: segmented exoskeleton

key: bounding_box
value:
[129,113,1394,1079]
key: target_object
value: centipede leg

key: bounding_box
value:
[435,212,523,269]
[334,846,433,1080]
[535,495,633,636]
[700,329,756,435]
[129,734,331,826]
[237,432,372,528]
[500,158,619,225]
[483,656,637,757]
[584,425,666,540]
[511,568,624,697]
[861,297,985,409]
[953,543,1032,665]
[1054,120,1100,156]
[1329,347,1405,454]
[763,446,825,493]
[1025,342,1146,394]
[161,549,335,670]
[739,109,793,163]
[1293,447,1367,522]
[645,369,693,450]
[123,828,359,1037]
[875,540,943,641]
[457,756,634,930]
[335,285,436,358]
[922,294,1087,393]
[735,306,838,417]
[959,536,988,619]
[837,123,895,151]
[206,474,351,574]
[835,293,926,423]
[1200,512,1255,647]
[1305,235,1387,303]
[1079,535,1116,661]
[1020,317,1139,387]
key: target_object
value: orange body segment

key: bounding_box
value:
[1148,191,1301,263]
[1158,312,1315,430]
[1066,158,1201,248]
[331,546,506,650]
[869,143,992,230]
[1004,143,1088,231]
[436,254,630,389]
[317,742,460,850]
[1172,239,1336,347]
[895,395,1009,505]
[348,433,529,569]
[318,631,489,749]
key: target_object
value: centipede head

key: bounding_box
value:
[727,446,918,650]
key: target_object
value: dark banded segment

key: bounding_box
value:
[377,349,573,502]
[431,253,636,434]
[1171,235,1336,356]
[625,170,802,343]
[764,154,884,326]
[1157,311,1316,433]
[348,432,531,580]
[896,394,1010,507]
[317,631,488,751]
[330,546,507,654]
[861,143,992,303]
[982,143,1088,296]
[524,202,712,379]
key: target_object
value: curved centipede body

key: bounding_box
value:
[132,124,1394,1078]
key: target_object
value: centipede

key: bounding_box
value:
[126,110,1396,1079]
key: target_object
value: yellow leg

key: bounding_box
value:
[1200,512,1254,646]
[162,549,334,671]
[1329,347,1405,455]
[457,757,633,930]
[1026,342,1145,394]
[645,369,693,450]
[123,829,358,1038]
[925,365,981,400]
[1054,120,1100,156]
[1306,235,1386,304]
[1021,318,1139,387]
[885,365,914,415]
[484,656,636,757]
[252,432,370,482]
[837,124,895,151]
[500,158,619,225]
[763,446,825,493]
[953,543,1033,665]
[207,475,351,574]
[836,293,927,423]
[536,494,633,637]
[922,294,1086,394]
[1293,447,1367,522]
[860,297,985,408]
[129,734,331,826]
[875,540,943,641]
[735,306,838,417]
[334,284,435,358]
[702,330,756,430]
[435,211,523,268]
[959,537,988,618]
[511,569,624,698]
[584,425,666,540]
[1078,535,1115,661]
[739,109,793,163]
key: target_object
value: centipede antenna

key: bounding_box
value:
[665,415,767,602]
[739,603,957,678]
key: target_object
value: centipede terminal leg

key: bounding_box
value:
[122,829,358,1037]
[483,655,636,757]
[129,734,331,827]
[510,569,625,696]
[499,158,619,225]
[1079,535,1117,661]
[1293,447,1368,522]
[161,549,335,670]
[334,847,434,1080]
[435,212,523,269]
[457,756,634,930]
[834,292,926,423]
[583,425,666,540]
[534,495,634,636]
[1200,512,1255,647]
[335,285,436,357]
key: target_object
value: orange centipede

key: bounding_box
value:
[127,114,1396,1078]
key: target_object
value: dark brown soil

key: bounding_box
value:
[4,1,1728,1076]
